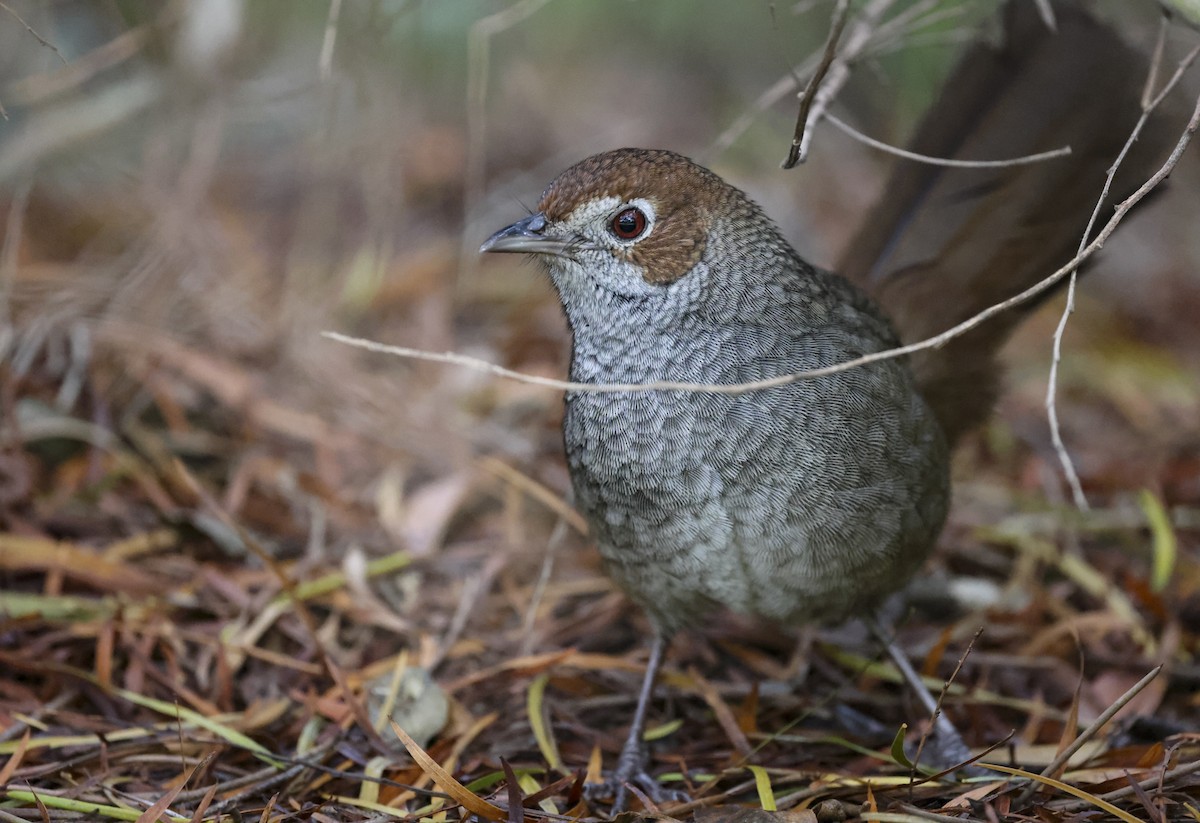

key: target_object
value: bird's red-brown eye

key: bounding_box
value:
[610,207,648,240]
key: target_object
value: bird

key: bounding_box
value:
[485,146,953,807]
[480,1,1172,811]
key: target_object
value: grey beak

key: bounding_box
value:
[480,213,574,258]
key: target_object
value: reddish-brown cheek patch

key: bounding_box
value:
[630,207,709,285]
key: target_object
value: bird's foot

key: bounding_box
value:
[924,725,987,778]
[584,741,689,814]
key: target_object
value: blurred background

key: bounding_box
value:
[4,0,1197,515]
[2,0,1200,810]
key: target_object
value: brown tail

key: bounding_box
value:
[838,1,1175,447]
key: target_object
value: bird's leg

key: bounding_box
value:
[866,617,977,773]
[587,633,688,812]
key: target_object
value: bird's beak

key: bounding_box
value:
[480,213,574,259]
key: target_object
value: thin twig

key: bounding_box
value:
[908,627,982,783]
[520,519,567,656]
[1032,0,1058,31]
[894,804,988,823]
[862,0,956,61]
[433,551,507,672]
[318,0,343,81]
[783,0,900,168]
[1143,16,1170,110]
[463,0,554,273]
[708,56,819,160]
[6,27,150,107]
[0,1,68,64]
[1049,750,1200,813]
[1044,40,1200,511]
[869,618,973,775]
[783,0,850,168]
[1018,665,1164,807]
[708,0,929,161]
[327,81,1200,399]
[1045,294,1086,509]
[825,112,1071,168]
[0,178,30,334]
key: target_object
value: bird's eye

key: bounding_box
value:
[610,207,648,240]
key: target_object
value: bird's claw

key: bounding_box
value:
[926,727,987,778]
[584,742,688,813]
[585,771,689,814]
